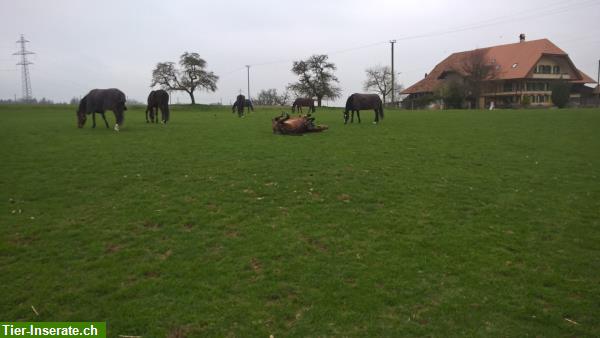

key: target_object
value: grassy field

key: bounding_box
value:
[1,104,599,337]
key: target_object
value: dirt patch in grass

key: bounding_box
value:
[337,194,351,202]
[144,271,160,279]
[301,235,328,252]
[250,257,263,274]
[166,326,188,338]
[143,220,162,229]
[105,243,122,254]
[159,249,172,261]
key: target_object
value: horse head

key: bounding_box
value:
[76,109,87,128]
[343,110,350,124]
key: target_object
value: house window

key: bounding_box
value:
[536,65,552,74]
[553,65,560,74]
[527,82,549,91]
[503,82,513,92]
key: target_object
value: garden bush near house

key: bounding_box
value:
[438,80,466,109]
[521,95,531,108]
[551,81,571,108]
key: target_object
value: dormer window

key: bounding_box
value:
[535,65,552,74]
[553,65,560,74]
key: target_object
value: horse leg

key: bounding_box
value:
[101,111,109,128]
[92,112,97,128]
[357,110,361,123]
[374,109,379,124]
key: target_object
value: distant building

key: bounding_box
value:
[402,35,596,108]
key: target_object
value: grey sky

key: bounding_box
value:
[1,0,598,106]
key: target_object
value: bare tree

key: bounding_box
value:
[151,52,218,105]
[363,65,403,105]
[287,54,341,107]
[253,88,292,106]
[277,89,291,106]
[461,49,498,109]
[255,89,279,105]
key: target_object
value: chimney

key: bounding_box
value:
[424,73,428,78]
[519,33,526,43]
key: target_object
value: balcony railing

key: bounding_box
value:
[531,73,571,79]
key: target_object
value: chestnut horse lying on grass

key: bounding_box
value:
[272,113,328,135]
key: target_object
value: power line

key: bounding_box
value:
[392,0,599,42]
[13,34,35,101]
[390,40,396,105]
[245,65,251,100]
[224,0,598,76]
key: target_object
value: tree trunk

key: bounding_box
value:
[382,93,386,105]
[188,91,196,105]
[317,96,322,107]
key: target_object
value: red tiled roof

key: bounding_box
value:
[402,38,596,94]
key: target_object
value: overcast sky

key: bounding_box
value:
[1,0,598,106]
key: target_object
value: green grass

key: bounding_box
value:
[1,104,599,337]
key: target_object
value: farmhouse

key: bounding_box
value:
[402,35,597,108]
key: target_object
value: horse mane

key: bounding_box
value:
[344,94,354,112]
[78,95,88,113]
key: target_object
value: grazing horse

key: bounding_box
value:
[343,93,384,124]
[77,88,127,131]
[146,90,170,124]
[272,112,328,135]
[292,98,315,113]
[232,95,253,117]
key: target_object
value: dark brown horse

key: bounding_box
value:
[146,90,170,124]
[272,113,328,135]
[343,93,384,124]
[77,88,127,131]
[232,95,253,117]
[291,98,315,113]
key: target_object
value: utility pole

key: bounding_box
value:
[246,65,251,100]
[597,59,599,107]
[13,34,35,102]
[390,40,396,107]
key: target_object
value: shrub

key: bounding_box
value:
[440,80,466,109]
[551,81,571,108]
